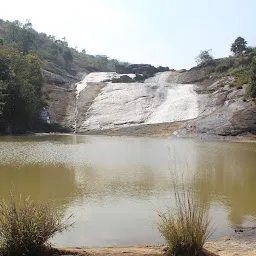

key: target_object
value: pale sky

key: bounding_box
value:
[1,0,255,69]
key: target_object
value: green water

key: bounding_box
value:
[0,135,256,247]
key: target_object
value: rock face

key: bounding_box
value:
[173,73,256,137]
[74,71,200,133]
[45,66,256,138]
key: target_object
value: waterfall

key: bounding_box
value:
[74,71,199,132]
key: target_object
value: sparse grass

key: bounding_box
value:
[0,194,72,256]
[158,181,213,256]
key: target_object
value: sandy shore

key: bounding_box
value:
[49,230,256,256]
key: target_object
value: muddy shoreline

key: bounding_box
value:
[78,121,256,142]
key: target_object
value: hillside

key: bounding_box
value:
[0,19,256,138]
[0,19,131,133]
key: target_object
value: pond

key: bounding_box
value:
[0,135,256,247]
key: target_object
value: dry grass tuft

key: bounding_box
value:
[158,181,214,256]
[0,194,72,256]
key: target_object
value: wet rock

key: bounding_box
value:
[112,75,134,83]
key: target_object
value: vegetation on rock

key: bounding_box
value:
[193,40,256,97]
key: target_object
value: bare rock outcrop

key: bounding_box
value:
[172,70,256,137]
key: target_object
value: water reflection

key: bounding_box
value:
[0,164,79,204]
[194,141,256,227]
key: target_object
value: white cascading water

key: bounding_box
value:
[75,71,199,131]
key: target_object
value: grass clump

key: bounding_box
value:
[0,195,72,256]
[158,182,213,256]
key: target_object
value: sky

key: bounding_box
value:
[0,0,256,69]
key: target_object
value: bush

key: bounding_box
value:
[0,195,72,256]
[215,58,234,73]
[246,57,256,98]
[158,182,213,256]
[228,67,250,88]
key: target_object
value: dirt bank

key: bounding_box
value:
[80,122,183,137]
[78,121,256,142]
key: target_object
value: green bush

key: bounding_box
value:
[246,57,256,98]
[228,67,250,88]
[215,58,234,73]
[158,182,213,256]
[0,195,72,256]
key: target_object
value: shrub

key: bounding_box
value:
[228,67,250,88]
[215,58,234,73]
[0,195,72,256]
[158,182,213,256]
[246,57,256,98]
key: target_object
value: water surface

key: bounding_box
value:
[0,135,256,247]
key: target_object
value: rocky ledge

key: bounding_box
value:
[168,70,256,138]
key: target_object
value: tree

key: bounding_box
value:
[63,49,73,67]
[231,37,247,56]
[96,55,109,69]
[0,37,3,46]
[81,49,86,55]
[20,29,36,54]
[5,20,22,43]
[195,50,213,65]
[4,20,36,54]
[50,42,63,60]
[0,48,45,133]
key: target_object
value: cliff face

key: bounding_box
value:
[44,63,256,138]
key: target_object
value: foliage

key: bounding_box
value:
[195,50,213,65]
[0,19,129,73]
[228,66,250,88]
[0,19,133,134]
[0,195,72,256]
[3,20,36,55]
[246,57,256,97]
[215,58,234,73]
[231,37,247,56]
[63,49,73,67]
[0,48,46,133]
[158,180,213,256]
